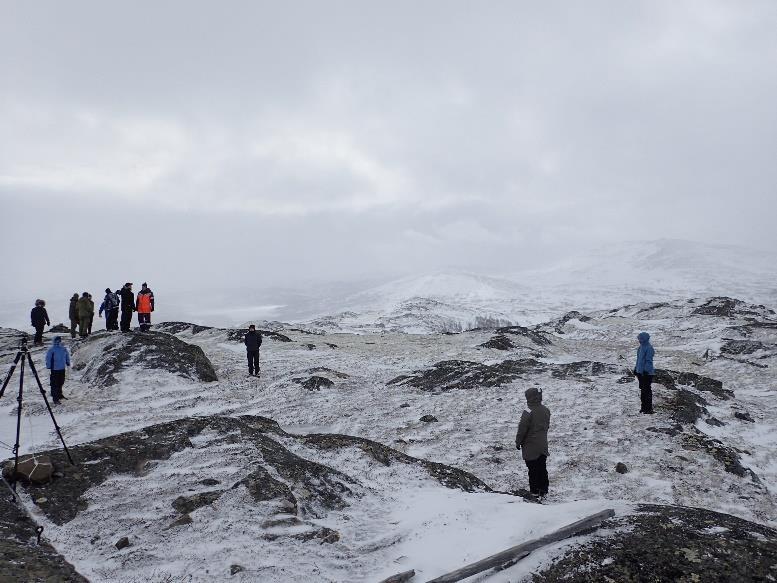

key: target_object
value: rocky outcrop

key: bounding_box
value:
[294,376,334,390]
[388,359,622,392]
[496,325,553,346]
[692,297,775,319]
[532,504,777,582]
[155,321,293,343]
[653,369,732,400]
[480,334,516,350]
[75,331,217,386]
[0,491,87,582]
[12,415,489,527]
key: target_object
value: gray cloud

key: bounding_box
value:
[1,1,776,304]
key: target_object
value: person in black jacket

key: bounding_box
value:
[119,283,135,332]
[244,325,263,376]
[30,299,51,346]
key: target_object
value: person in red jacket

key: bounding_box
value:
[135,282,155,332]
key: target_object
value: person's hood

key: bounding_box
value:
[53,336,62,345]
[71,294,79,300]
[525,386,543,406]
[638,332,651,344]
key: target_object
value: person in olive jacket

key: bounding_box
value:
[30,299,50,346]
[515,387,551,498]
[244,324,263,376]
[76,292,94,338]
[68,293,79,339]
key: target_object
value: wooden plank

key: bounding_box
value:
[425,508,615,583]
[378,569,416,583]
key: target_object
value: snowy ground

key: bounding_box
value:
[1,294,776,581]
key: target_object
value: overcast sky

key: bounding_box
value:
[1,1,776,302]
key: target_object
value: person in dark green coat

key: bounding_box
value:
[68,293,79,339]
[76,292,93,338]
[515,387,551,497]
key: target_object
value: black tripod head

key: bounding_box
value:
[18,337,28,352]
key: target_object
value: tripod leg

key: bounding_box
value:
[26,352,74,465]
[10,356,26,493]
[0,351,23,400]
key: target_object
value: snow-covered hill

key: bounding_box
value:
[2,293,776,581]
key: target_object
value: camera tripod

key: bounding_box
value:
[0,337,74,495]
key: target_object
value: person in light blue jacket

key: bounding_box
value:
[45,336,71,404]
[634,331,655,414]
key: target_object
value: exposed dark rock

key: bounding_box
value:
[480,334,515,350]
[720,339,769,355]
[496,325,553,346]
[692,297,775,319]
[325,343,338,349]
[201,478,220,486]
[172,490,224,514]
[115,536,130,550]
[294,376,335,390]
[532,504,777,583]
[0,488,88,581]
[302,433,491,493]
[166,514,193,529]
[75,331,217,386]
[552,311,592,334]
[653,369,731,400]
[645,424,684,437]
[230,564,245,575]
[705,417,726,427]
[233,467,298,513]
[303,343,317,350]
[419,415,439,423]
[399,403,410,408]
[615,462,628,474]
[388,359,623,392]
[305,367,349,378]
[682,429,760,482]
[49,323,70,334]
[664,388,710,424]
[735,411,755,423]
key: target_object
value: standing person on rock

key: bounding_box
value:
[244,324,262,376]
[45,336,71,404]
[119,283,135,332]
[515,387,551,499]
[99,288,120,331]
[68,293,79,339]
[76,292,93,338]
[87,294,95,335]
[135,282,155,332]
[30,299,50,346]
[634,331,655,414]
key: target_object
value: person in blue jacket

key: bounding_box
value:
[45,336,71,404]
[634,331,655,414]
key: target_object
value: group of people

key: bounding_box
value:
[31,282,156,341]
[514,331,655,500]
[32,293,658,501]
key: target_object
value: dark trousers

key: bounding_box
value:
[247,350,260,375]
[638,374,654,413]
[33,325,45,345]
[50,369,65,401]
[79,316,90,337]
[525,454,549,495]
[107,309,119,330]
[120,310,133,332]
[138,312,151,331]
[70,319,78,339]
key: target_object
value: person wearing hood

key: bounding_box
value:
[68,293,79,339]
[99,288,120,331]
[634,331,655,414]
[135,282,155,332]
[515,387,551,498]
[120,283,135,332]
[30,299,50,346]
[244,324,263,376]
[76,292,93,338]
[45,336,71,404]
